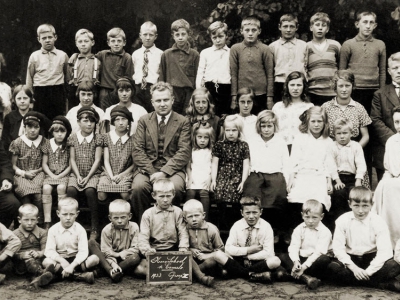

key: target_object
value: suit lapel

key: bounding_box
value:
[147,112,159,150]
[163,112,179,150]
[386,84,400,107]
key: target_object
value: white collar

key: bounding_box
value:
[50,138,62,152]
[333,98,356,107]
[21,134,42,148]
[141,44,156,52]
[211,45,229,51]
[109,130,129,145]
[76,131,94,144]
[156,111,172,124]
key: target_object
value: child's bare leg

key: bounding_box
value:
[192,257,214,287]
[57,184,67,200]
[120,192,130,201]
[33,193,44,224]
[42,184,53,223]
[133,259,147,278]
[98,192,107,202]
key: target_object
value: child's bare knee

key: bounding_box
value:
[213,250,228,265]
[266,256,281,270]
[98,192,107,201]
[57,184,67,195]
[43,184,53,195]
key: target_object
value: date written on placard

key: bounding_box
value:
[146,251,192,285]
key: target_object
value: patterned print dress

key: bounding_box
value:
[67,132,103,191]
[97,132,134,193]
[9,136,46,197]
[212,139,250,203]
[43,138,70,186]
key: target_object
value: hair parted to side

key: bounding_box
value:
[18,203,39,217]
[191,122,215,150]
[183,199,204,213]
[207,21,228,35]
[282,71,309,107]
[302,199,323,215]
[388,52,400,67]
[310,12,331,27]
[12,85,34,103]
[299,106,330,137]
[240,196,261,209]
[75,29,94,41]
[356,11,377,22]
[279,13,298,25]
[58,197,79,211]
[332,70,355,92]
[237,87,255,104]
[186,87,215,119]
[150,81,174,98]
[107,27,126,40]
[349,186,373,204]
[152,178,175,195]
[221,114,244,141]
[392,105,400,116]
[141,21,157,34]
[109,199,131,214]
[333,117,353,134]
[256,110,279,134]
[171,19,190,33]
[241,16,261,29]
[76,80,97,98]
[37,24,56,37]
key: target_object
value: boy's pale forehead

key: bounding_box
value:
[242,205,261,211]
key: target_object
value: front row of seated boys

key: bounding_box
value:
[1,179,400,292]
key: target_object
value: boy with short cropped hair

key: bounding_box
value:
[269,14,307,104]
[225,196,287,282]
[12,204,51,287]
[0,222,21,285]
[339,11,386,114]
[306,12,341,106]
[159,19,200,115]
[67,29,101,109]
[96,27,134,110]
[230,16,274,113]
[280,200,331,289]
[42,198,99,286]
[137,179,214,286]
[196,21,231,116]
[328,187,400,291]
[132,21,163,112]
[88,199,140,283]
[26,24,69,120]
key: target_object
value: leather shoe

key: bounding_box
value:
[250,271,272,283]
[300,274,321,290]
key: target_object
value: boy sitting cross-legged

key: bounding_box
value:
[88,199,141,283]
[41,198,99,286]
[279,200,332,290]
[136,179,214,286]
[12,204,52,288]
[328,187,400,292]
[225,196,287,283]
[0,222,21,285]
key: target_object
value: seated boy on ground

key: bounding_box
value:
[328,187,400,291]
[13,204,52,288]
[137,179,214,286]
[225,196,287,282]
[41,198,99,287]
[88,199,140,282]
[0,222,21,285]
[280,200,332,289]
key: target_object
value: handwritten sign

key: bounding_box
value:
[146,251,192,285]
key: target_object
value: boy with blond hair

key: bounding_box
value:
[0,222,21,285]
[306,12,341,106]
[26,24,69,119]
[42,198,99,286]
[196,21,231,116]
[67,29,101,108]
[88,199,140,282]
[96,27,134,109]
[13,204,51,288]
[159,19,199,115]
[132,21,163,112]
[230,16,274,113]
[269,14,307,104]
[280,200,331,289]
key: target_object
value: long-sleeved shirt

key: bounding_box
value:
[13,225,47,259]
[383,133,400,178]
[187,222,224,253]
[138,205,189,254]
[225,218,275,261]
[330,140,367,180]
[339,34,386,89]
[101,221,139,265]
[44,222,88,265]
[269,37,307,83]
[0,222,21,257]
[132,45,163,85]
[333,212,393,276]
[66,53,101,86]
[196,45,230,88]
[288,222,332,268]
[26,47,69,88]
[230,40,274,97]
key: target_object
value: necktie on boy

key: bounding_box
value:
[244,226,254,267]
[141,49,149,90]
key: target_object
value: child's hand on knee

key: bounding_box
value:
[110,264,122,275]
[62,264,74,278]
[348,264,369,281]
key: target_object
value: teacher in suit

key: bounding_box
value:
[371,52,400,181]
[131,81,191,223]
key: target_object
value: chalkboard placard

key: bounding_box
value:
[146,251,192,285]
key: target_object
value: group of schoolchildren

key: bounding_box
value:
[0,6,400,294]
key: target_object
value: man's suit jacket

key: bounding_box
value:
[371,83,400,170]
[132,111,191,176]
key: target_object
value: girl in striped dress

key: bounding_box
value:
[41,116,72,229]
[10,112,46,224]
[67,106,103,240]
[98,106,135,201]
